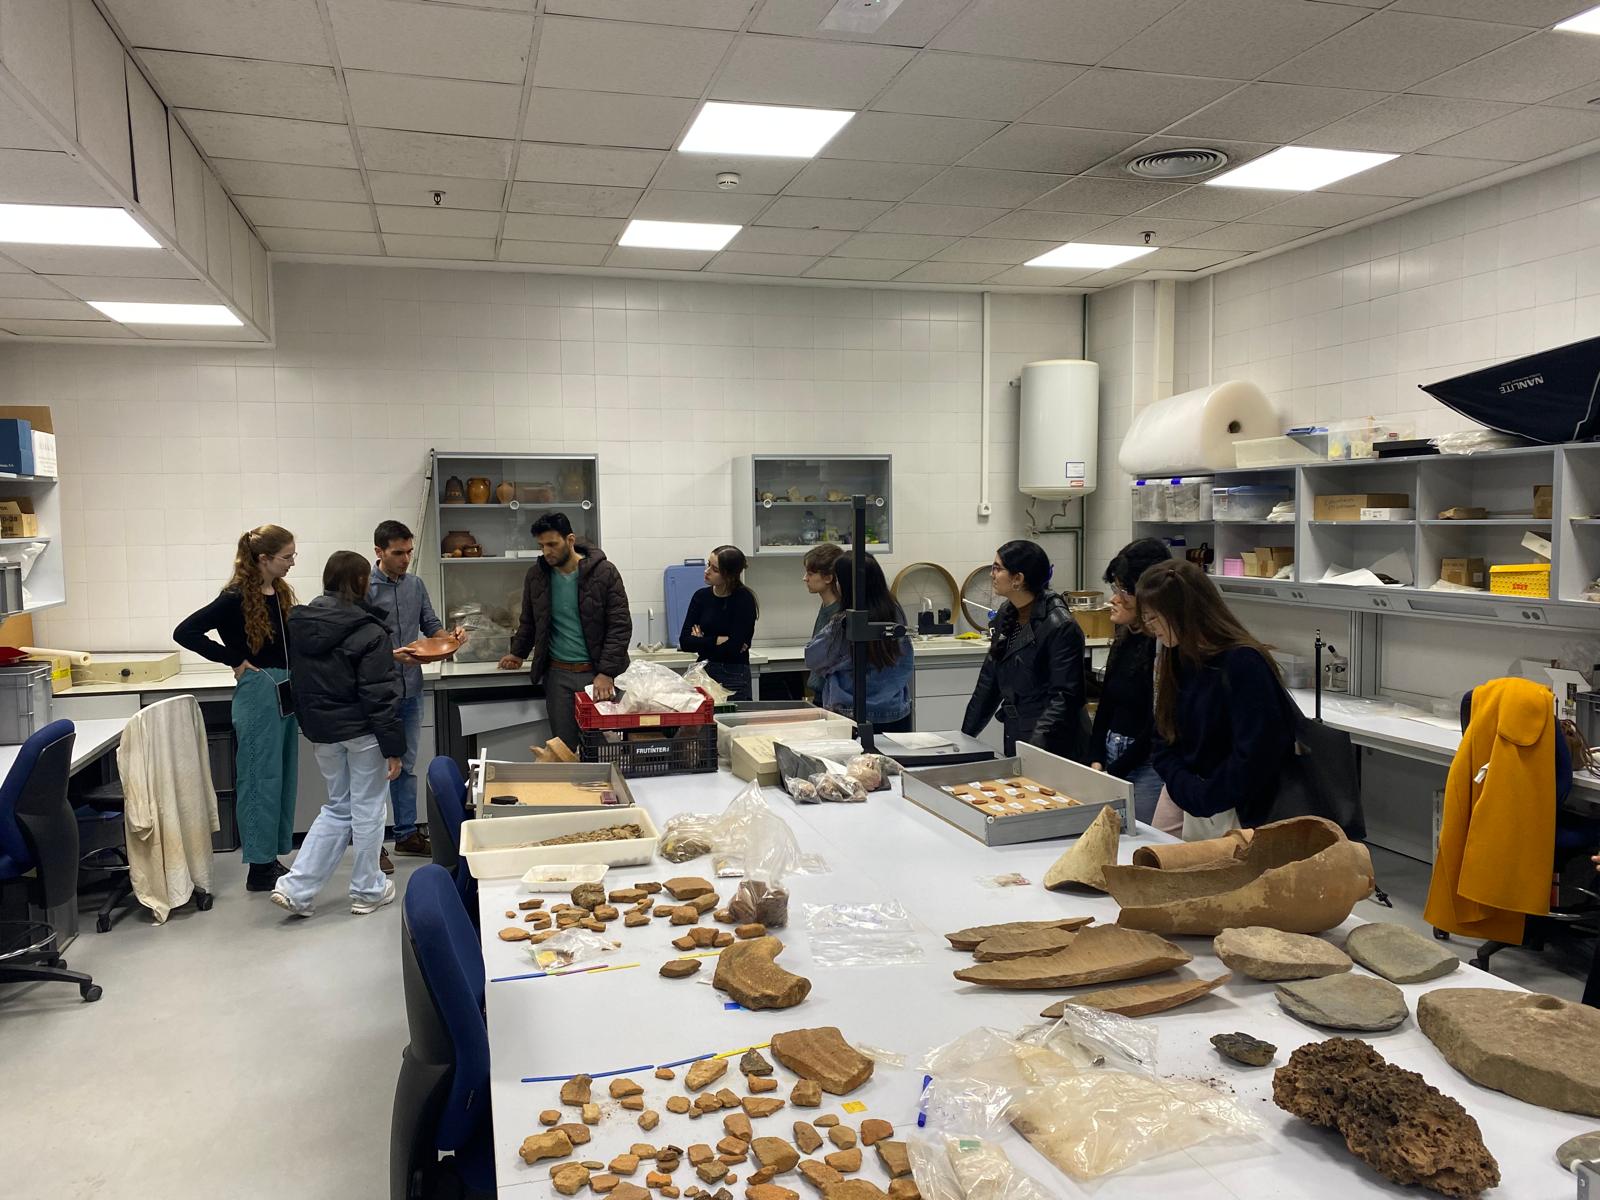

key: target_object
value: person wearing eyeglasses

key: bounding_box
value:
[961,539,1089,761]
[1088,538,1171,824]
[801,543,843,701]
[679,544,759,702]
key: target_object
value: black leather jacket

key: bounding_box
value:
[961,590,1089,760]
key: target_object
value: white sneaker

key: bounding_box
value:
[270,888,314,918]
[352,877,396,915]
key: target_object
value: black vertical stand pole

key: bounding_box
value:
[1314,628,1323,722]
[850,494,874,754]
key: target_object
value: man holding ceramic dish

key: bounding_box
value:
[369,519,467,864]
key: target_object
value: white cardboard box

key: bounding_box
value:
[1359,507,1414,521]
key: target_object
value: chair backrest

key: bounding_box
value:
[402,864,488,1154]
[425,756,467,870]
[0,720,76,903]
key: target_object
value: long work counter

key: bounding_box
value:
[475,768,1588,1199]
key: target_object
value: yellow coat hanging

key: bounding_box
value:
[1423,677,1556,945]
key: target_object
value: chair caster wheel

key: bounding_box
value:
[1470,958,1490,971]
[80,983,102,1002]
[1433,929,1450,940]
[96,913,112,933]
[196,892,214,911]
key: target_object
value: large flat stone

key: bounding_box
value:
[1276,973,1408,1031]
[1345,922,1459,984]
[1419,988,1600,1117]
[1214,926,1352,981]
[1557,1131,1600,1171]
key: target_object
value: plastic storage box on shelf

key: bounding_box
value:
[1215,484,1292,521]
[1234,435,1325,469]
[1131,478,1168,521]
[1165,476,1214,521]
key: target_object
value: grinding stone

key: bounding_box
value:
[1558,1132,1600,1171]
[1344,922,1459,984]
[1276,973,1409,1031]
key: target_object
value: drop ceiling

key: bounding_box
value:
[4,0,1600,345]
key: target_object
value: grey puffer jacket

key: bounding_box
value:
[286,594,406,756]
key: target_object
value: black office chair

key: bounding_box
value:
[0,720,100,1002]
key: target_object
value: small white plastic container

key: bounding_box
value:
[459,807,660,879]
[520,863,608,892]
[1215,484,1292,522]
[1165,476,1214,521]
[1132,479,1167,521]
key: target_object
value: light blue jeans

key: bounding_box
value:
[1106,732,1165,827]
[279,734,389,907]
[389,696,424,838]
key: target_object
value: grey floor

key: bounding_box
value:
[1,846,1589,1200]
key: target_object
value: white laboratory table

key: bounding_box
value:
[475,768,1590,1199]
[0,715,127,780]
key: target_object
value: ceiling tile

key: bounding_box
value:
[1080,215,1218,243]
[1240,192,1400,227]
[500,241,611,265]
[522,89,695,150]
[357,128,512,179]
[866,204,1010,235]
[1021,68,1236,133]
[1166,83,1383,144]
[1322,152,1512,197]
[0,92,54,152]
[518,144,666,189]
[1136,247,1244,270]
[0,319,133,338]
[534,16,732,98]
[1304,95,1520,153]
[933,237,1060,264]
[1104,0,1366,80]
[959,125,1140,173]
[906,167,1068,208]
[1027,175,1186,214]
[633,190,769,222]
[0,275,69,300]
[605,246,716,270]
[0,255,25,273]
[547,0,755,29]
[871,54,1081,121]
[138,50,345,122]
[709,35,914,108]
[376,205,501,237]
[508,181,642,217]
[933,0,1183,64]
[368,171,508,210]
[971,210,1115,240]
[382,233,497,260]
[786,160,942,202]
[0,150,111,205]
[755,197,894,230]
[1134,185,1276,220]
[804,258,919,281]
[1414,31,1600,104]
[1083,135,1275,180]
[46,275,218,302]
[982,264,1091,287]
[649,153,799,194]
[501,214,624,243]
[1072,267,1145,288]
[1264,12,1525,91]
[327,0,534,83]
[345,72,523,139]
[751,0,969,47]
[1536,81,1600,110]
[237,196,375,231]
[821,113,1005,167]
[102,0,332,65]
[1388,0,1590,26]
[726,227,850,255]
[895,260,1003,284]
[211,158,367,202]
[709,251,817,276]
[0,246,192,276]
[834,232,958,259]
[1422,106,1600,162]
[1175,222,1318,250]
[178,110,357,168]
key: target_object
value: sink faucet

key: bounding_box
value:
[636,606,664,654]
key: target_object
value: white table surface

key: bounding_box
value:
[475,769,1591,1199]
[0,715,126,778]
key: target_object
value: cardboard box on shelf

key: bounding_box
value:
[1534,484,1553,520]
[1240,550,1260,577]
[1249,546,1294,578]
[0,499,38,537]
[1313,492,1411,521]
[1440,556,1488,588]
[1071,607,1113,639]
[26,650,72,694]
[1437,506,1488,520]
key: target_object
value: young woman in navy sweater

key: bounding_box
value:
[679,545,759,701]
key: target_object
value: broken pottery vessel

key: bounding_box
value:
[712,936,812,1010]
[954,923,1190,990]
[769,1027,874,1094]
[944,917,1092,952]
[1038,972,1229,1019]
[1101,816,1375,936]
[1042,805,1121,892]
[1130,828,1253,870]
[1418,988,1600,1117]
[971,926,1081,961]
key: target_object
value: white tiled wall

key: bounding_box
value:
[0,264,1082,653]
[1085,281,1156,579]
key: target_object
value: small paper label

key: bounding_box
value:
[842,1101,868,1113]
[1065,460,1086,479]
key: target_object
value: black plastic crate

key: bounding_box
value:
[578,722,717,778]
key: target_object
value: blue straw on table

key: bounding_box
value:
[491,962,608,984]
[521,1063,655,1084]
[656,1051,715,1070]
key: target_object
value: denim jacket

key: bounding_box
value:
[366,566,443,699]
[804,619,914,723]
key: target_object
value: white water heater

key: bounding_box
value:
[1018,358,1099,499]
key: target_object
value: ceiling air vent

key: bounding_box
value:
[1125,148,1230,180]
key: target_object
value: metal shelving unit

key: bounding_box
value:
[732,454,893,557]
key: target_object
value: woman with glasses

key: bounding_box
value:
[679,544,759,701]
[801,543,843,701]
[961,539,1089,761]
[1088,538,1171,824]
[174,524,300,892]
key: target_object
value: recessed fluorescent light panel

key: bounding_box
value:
[1205,146,1397,191]
[1556,5,1600,33]
[680,101,854,158]
[0,203,159,247]
[1025,243,1157,269]
[88,301,242,326]
[618,219,740,252]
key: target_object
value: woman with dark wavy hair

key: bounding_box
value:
[679,544,759,701]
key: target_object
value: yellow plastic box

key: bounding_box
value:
[1489,563,1550,598]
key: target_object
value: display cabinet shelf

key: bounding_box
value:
[732,454,892,557]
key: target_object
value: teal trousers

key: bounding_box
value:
[232,666,299,864]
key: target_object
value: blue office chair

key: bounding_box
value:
[392,864,492,1200]
[0,720,100,1002]
[426,756,476,919]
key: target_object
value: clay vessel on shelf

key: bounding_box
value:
[466,476,492,504]
[559,465,586,501]
[1101,816,1374,936]
[443,475,466,503]
[495,480,515,503]
[440,530,477,555]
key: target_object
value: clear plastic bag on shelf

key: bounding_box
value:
[908,1134,1057,1200]
[608,660,705,714]
[529,928,619,970]
[802,900,925,967]
[657,812,717,863]
[682,660,731,705]
[1431,429,1527,455]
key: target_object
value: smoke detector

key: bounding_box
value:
[716,172,741,190]
[1125,148,1230,180]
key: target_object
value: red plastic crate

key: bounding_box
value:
[574,687,715,731]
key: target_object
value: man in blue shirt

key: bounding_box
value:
[368,520,466,862]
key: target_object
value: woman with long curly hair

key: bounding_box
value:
[174,525,300,892]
